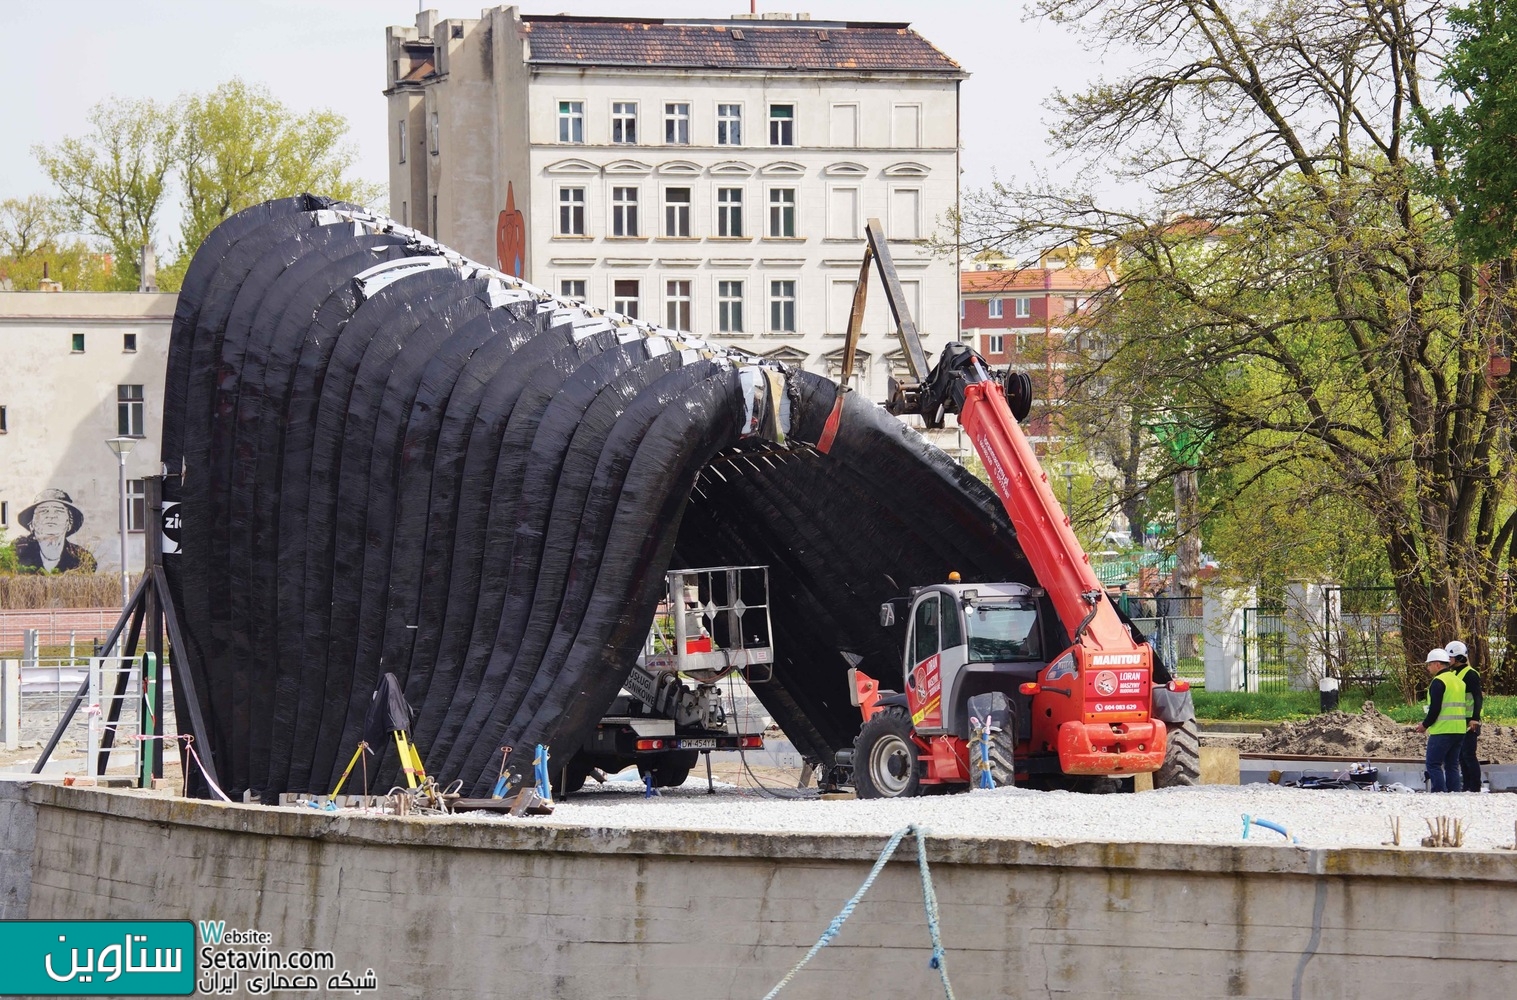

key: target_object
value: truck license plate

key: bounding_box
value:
[680,738,717,749]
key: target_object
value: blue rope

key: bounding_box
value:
[976,722,996,789]
[533,744,551,801]
[762,825,956,1000]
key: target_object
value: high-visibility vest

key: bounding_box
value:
[1456,663,1479,720]
[1428,668,1469,736]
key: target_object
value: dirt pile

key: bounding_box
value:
[1238,703,1517,762]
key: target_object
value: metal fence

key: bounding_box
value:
[0,607,120,656]
[1324,586,1401,694]
[1242,606,1289,692]
[1124,596,1205,683]
[0,609,175,777]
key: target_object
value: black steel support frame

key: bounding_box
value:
[31,476,220,793]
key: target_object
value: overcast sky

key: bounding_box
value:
[7,1,1123,239]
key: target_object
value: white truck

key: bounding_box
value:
[558,565,773,793]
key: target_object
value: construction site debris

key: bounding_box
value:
[1238,704,1517,763]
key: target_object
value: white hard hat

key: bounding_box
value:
[1425,648,1450,664]
[1444,640,1468,658]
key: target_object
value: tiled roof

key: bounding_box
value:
[961,268,1113,295]
[520,17,962,74]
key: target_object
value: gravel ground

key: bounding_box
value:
[477,777,1517,851]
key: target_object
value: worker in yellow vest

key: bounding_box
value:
[1445,640,1483,792]
[1415,648,1468,792]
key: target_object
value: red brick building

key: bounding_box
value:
[959,248,1114,440]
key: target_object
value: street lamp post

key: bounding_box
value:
[1058,461,1076,512]
[105,437,135,608]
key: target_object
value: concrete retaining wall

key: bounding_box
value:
[0,780,36,919]
[4,781,1515,998]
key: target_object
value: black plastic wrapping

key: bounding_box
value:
[161,199,1034,798]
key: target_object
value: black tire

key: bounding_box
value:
[638,750,698,788]
[553,763,590,797]
[1154,718,1200,787]
[854,709,920,799]
[986,719,1017,788]
[651,763,692,788]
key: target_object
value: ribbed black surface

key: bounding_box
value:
[161,198,1031,799]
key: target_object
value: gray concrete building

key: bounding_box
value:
[384,6,966,395]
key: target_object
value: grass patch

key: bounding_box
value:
[1192,690,1320,723]
[1193,688,1517,725]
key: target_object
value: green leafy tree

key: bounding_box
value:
[31,82,380,292]
[960,0,1517,689]
[1417,0,1517,262]
[33,97,177,290]
[0,195,115,291]
[167,79,380,285]
[0,195,65,258]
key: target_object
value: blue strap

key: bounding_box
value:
[763,825,956,1000]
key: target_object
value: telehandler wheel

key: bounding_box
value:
[854,709,920,799]
[1154,718,1201,787]
[987,719,1018,788]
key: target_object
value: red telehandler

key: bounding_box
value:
[837,221,1198,796]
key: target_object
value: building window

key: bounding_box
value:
[717,187,744,237]
[959,300,965,321]
[665,280,692,331]
[558,100,585,143]
[72,333,85,353]
[0,501,7,526]
[769,104,794,146]
[398,121,407,163]
[612,186,640,237]
[558,187,586,236]
[827,187,859,240]
[428,111,440,155]
[613,279,640,319]
[431,195,437,233]
[988,334,1005,354]
[118,384,145,437]
[401,200,407,226]
[768,188,797,238]
[717,103,742,145]
[769,279,797,332]
[889,187,922,240]
[988,299,1003,319]
[560,279,587,301]
[1015,297,1031,318]
[892,103,922,147]
[718,280,744,333]
[0,404,6,432]
[612,101,638,144]
[127,479,146,532]
[830,103,859,146]
[664,187,692,237]
[664,103,690,144]
[123,333,137,353]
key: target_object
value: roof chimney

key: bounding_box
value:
[38,260,62,292]
[138,245,158,293]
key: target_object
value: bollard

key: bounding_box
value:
[139,653,158,788]
[1319,676,1340,713]
[1,658,19,750]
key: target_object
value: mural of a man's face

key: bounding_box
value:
[30,502,71,540]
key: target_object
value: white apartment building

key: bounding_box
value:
[0,292,173,578]
[384,7,965,396]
